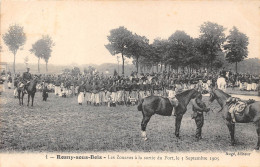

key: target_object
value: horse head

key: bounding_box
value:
[209,90,216,103]
[208,86,216,103]
[191,88,202,99]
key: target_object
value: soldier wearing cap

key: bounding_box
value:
[191,93,210,140]
[22,67,32,93]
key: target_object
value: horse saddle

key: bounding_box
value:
[18,82,25,88]
[227,97,247,115]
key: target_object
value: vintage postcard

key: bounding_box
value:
[0,0,260,166]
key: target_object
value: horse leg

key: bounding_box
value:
[226,120,236,146]
[31,93,35,107]
[254,120,260,150]
[18,91,21,105]
[141,114,151,141]
[27,94,30,106]
[21,92,24,105]
[175,114,183,138]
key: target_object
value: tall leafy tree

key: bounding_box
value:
[167,30,193,72]
[128,34,149,73]
[224,27,249,73]
[30,35,54,73]
[105,26,133,75]
[42,35,54,72]
[3,24,26,73]
[198,22,226,71]
[151,38,169,72]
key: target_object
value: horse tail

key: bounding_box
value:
[137,98,144,111]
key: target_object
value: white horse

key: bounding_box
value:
[217,77,227,92]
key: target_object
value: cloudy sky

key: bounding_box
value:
[0,0,259,66]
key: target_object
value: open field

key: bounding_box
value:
[0,87,259,153]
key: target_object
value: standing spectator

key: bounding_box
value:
[77,81,85,105]
[191,94,210,141]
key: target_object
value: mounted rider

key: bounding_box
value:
[21,67,32,93]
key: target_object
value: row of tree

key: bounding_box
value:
[105,22,249,75]
[2,24,54,73]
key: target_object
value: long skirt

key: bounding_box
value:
[105,91,111,103]
[85,92,91,102]
[252,83,257,91]
[124,91,130,101]
[111,92,117,102]
[239,82,243,90]
[90,93,95,103]
[130,91,138,99]
[117,90,123,102]
[247,83,252,91]
[99,91,106,103]
[7,82,12,88]
[78,92,84,104]
[75,86,79,95]
[94,93,100,104]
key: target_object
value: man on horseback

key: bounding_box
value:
[21,67,32,94]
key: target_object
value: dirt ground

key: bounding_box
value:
[0,87,258,153]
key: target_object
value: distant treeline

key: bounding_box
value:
[4,58,260,76]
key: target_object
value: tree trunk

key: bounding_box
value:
[13,52,16,74]
[38,57,40,73]
[156,64,159,72]
[136,57,139,74]
[46,62,48,72]
[121,53,124,75]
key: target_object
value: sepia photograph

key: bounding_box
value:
[0,0,260,166]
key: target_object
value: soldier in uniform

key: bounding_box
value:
[116,81,124,105]
[123,80,131,106]
[85,81,92,105]
[191,94,210,141]
[22,67,32,93]
[99,81,106,106]
[78,81,85,105]
[109,82,117,105]
[7,75,12,89]
[54,76,61,96]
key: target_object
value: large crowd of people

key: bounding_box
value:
[2,67,260,106]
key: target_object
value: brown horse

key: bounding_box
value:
[137,89,200,140]
[18,78,38,106]
[209,88,260,150]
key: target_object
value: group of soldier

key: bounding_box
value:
[3,67,259,107]
[2,68,259,141]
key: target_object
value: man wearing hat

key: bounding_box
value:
[22,67,32,93]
